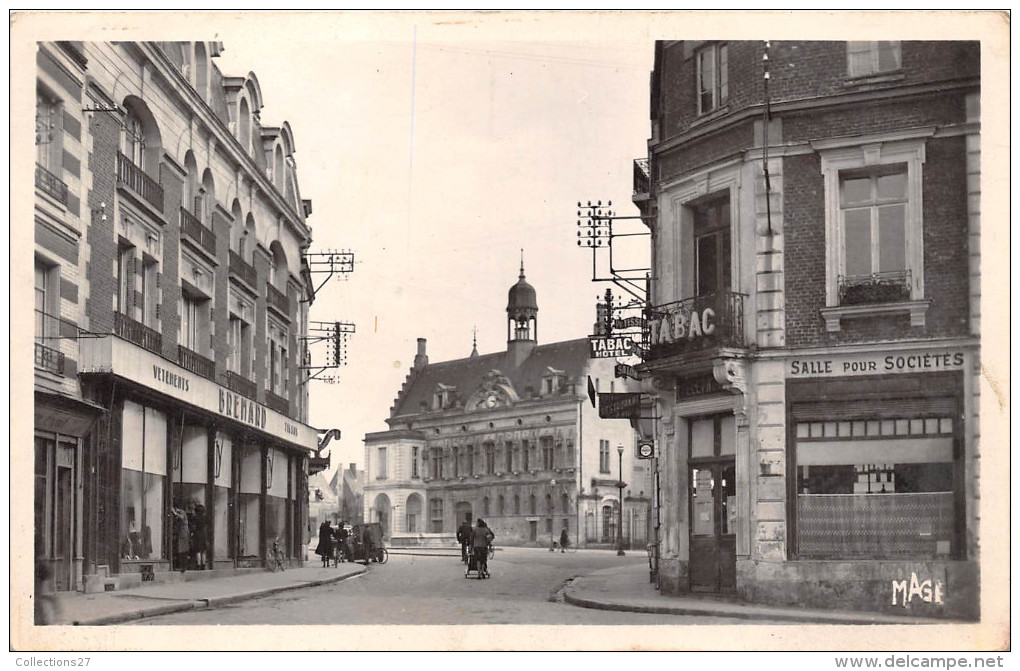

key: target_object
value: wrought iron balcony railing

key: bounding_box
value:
[633,157,650,196]
[229,250,258,288]
[838,270,912,305]
[116,152,164,212]
[114,311,163,354]
[180,207,217,256]
[35,342,65,375]
[644,291,746,361]
[35,163,69,205]
[177,345,216,381]
[224,370,257,400]
[265,389,290,416]
[266,282,290,316]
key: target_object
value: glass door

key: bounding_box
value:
[689,461,736,592]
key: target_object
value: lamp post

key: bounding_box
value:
[616,444,626,556]
[548,479,556,551]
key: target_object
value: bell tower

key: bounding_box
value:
[506,251,538,368]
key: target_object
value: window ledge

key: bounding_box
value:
[820,299,931,332]
[690,105,730,129]
[843,70,905,88]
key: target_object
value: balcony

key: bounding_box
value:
[229,250,258,288]
[35,163,69,205]
[177,345,215,381]
[224,370,257,400]
[180,207,217,256]
[266,282,290,317]
[838,270,911,306]
[645,291,746,362]
[114,311,162,355]
[265,389,290,416]
[116,152,164,212]
[35,342,65,375]
[633,157,650,196]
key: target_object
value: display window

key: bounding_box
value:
[266,448,289,556]
[238,443,261,558]
[794,415,957,559]
[120,401,167,561]
[213,432,233,559]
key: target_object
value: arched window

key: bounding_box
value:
[120,96,162,176]
[200,169,216,224]
[238,97,251,153]
[184,152,199,213]
[269,241,287,288]
[194,42,208,100]
[274,145,284,190]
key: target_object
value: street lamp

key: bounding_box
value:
[548,479,556,551]
[616,444,626,556]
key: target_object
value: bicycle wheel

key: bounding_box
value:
[377,548,389,564]
[487,545,495,560]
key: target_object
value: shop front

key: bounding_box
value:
[79,335,317,591]
[742,345,979,620]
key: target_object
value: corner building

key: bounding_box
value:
[35,41,321,592]
[364,266,652,548]
[636,41,979,618]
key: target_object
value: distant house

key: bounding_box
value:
[331,463,364,525]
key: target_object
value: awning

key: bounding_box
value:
[35,390,106,438]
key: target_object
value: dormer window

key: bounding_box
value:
[542,367,565,395]
[433,383,456,410]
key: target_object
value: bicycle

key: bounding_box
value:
[266,537,286,572]
[373,547,389,564]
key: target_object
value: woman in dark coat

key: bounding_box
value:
[315,520,333,567]
[190,504,207,569]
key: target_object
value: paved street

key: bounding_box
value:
[132,547,772,625]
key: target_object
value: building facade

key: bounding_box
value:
[34,41,321,593]
[364,267,652,548]
[634,40,980,619]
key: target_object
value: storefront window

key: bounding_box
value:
[795,416,956,559]
[266,448,289,557]
[238,443,261,558]
[213,432,232,559]
[120,401,166,561]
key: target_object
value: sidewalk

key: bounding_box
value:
[51,563,366,626]
[563,563,955,625]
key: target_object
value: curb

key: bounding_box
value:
[561,587,951,625]
[73,566,368,626]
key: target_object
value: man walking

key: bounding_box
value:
[456,517,473,563]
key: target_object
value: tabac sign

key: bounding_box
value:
[589,335,635,359]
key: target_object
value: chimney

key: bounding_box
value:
[414,337,428,368]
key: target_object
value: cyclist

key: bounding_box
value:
[456,518,473,563]
[470,518,495,579]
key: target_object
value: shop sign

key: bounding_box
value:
[787,350,966,378]
[613,316,644,330]
[589,335,634,359]
[675,373,725,400]
[80,336,318,451]
[598,392,642,419]
[891,572,944,607]
[614,363,640,380]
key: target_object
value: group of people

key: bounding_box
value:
[170,499,207,572]
[457,518,495,578]
[314,519,351,567]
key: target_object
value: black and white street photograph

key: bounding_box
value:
[11,9,1010,657]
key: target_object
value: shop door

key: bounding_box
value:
[53,457,73,591]
[689,461,736,593]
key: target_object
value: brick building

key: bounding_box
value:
[363,265,652,548]
[34,41,322,593]
[633,41,979,618]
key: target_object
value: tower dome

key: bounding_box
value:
[507,262,538,318]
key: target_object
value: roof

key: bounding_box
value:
[390,338,590,418]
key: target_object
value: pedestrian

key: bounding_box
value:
[471,518,495,579]
[315,520,333,567]
[191,504,208,569]
[456,517,473,563]
[559,527,569,553]
[170,501,190,573]
[337,522,350,563]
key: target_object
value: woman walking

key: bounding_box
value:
[315,520,333,568]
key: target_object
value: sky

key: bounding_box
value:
[215,18,655,477]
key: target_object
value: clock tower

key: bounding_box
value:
[506,253,538,369]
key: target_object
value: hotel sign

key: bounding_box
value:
[787,350,966,378]
[589,335,635,359]
[81,336,317,451]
